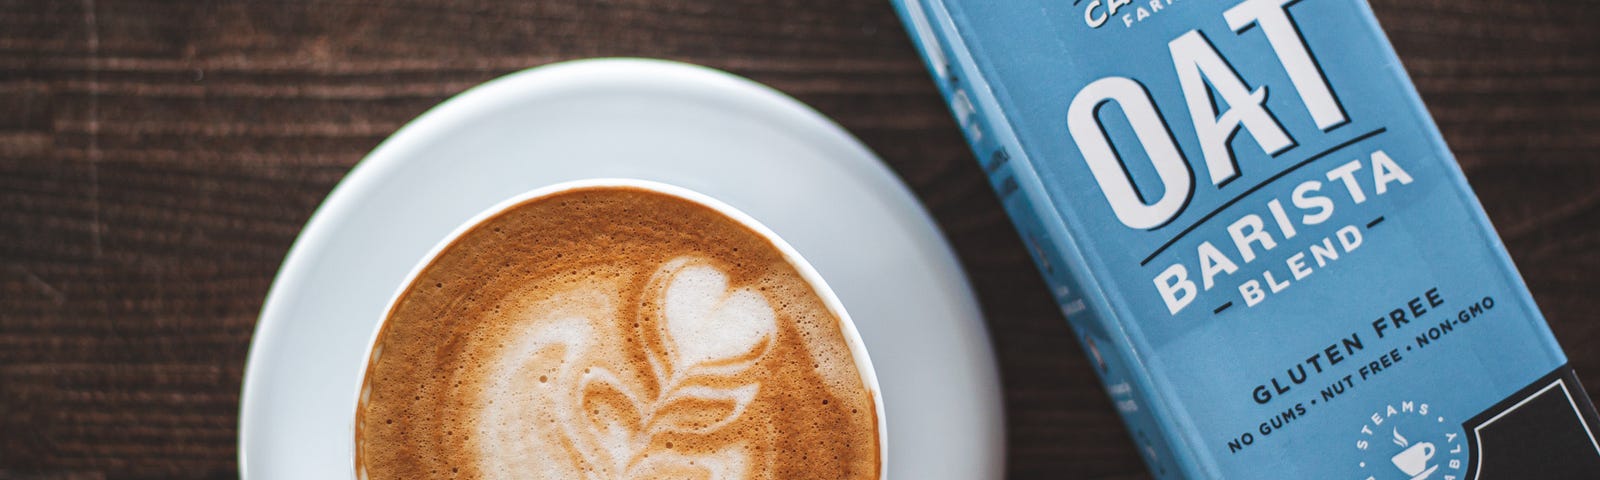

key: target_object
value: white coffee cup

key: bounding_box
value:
[351,178,887,479]
[1390,442,1436,477]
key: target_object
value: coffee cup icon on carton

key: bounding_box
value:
[1390,428,1438,479]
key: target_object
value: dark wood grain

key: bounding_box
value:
[1,0,1596,478]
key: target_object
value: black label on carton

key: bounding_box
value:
[1464,365,1600,479]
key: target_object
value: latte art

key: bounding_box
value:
[657,259,777,368]
[479,257,778,479]
[356,186,879,479]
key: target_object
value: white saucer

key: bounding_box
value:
[238,58,1004,479]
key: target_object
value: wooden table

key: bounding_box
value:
[2,0,1595,478]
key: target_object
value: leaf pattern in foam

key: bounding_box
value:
[646,383,760,436]
[493,256,777,478]
[626,443,751,480]
[577,367,646,468]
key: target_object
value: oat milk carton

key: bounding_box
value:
[890,0,1600,477]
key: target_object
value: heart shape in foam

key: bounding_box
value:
[660,259,776,368]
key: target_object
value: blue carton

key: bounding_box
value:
[890,0,1600,477]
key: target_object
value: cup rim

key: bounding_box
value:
[352,177,887,479]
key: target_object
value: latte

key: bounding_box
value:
[355,184,880,479]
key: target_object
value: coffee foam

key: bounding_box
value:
[356,187,879,479]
